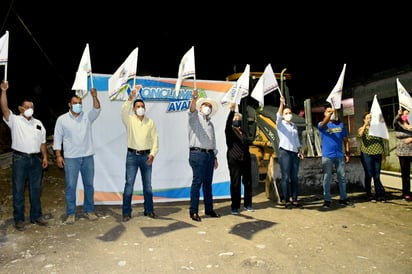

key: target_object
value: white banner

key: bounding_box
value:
[77,74,235,205]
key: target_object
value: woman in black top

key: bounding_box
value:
[225,103,253,214]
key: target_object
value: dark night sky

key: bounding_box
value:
[1,1,411,131]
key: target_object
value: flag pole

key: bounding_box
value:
[88,43,93,89]
[280,68,287,105]
[90,72,94,89]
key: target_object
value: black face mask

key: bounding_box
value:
[232,120,242,127]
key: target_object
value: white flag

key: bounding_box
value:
[326,63,346,109]
[251,63,279,108]
[71,43,93,98]
[0,31,9,79]
[396,78,412,111]
[369,94,389,139]
[396,78,412,122]
[175,46,196,96]
[0,31,8,65]
[221,64,250,105]
[108,47,138,101]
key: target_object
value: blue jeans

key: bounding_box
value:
[122,151,154,216]
[361,152,385,197]
[12,152,43,223]
[322,157,347,201]
[189,150,215,214]
[64,156,95,215]
[278,147,300,202]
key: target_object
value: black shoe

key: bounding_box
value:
[144,212,157,218]
[190,213,201,222]
[122,215,131,222]
[205,210,221,218]
[32,216,48,226]
[339,199,354,207]
[322,201,331,209]
[376,196,386,203]
[284,202,292,209]
[15,221,25,231]
[367,195,375,202]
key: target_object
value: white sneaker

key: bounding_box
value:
[231,209,239,215]
[244,206,254,212]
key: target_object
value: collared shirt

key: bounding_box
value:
[53,108,100,158]
[121,100,159,157]
[276,112,301,153]
[3,110,46,153]
[188,109,217,156]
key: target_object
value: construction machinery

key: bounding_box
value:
[225,69,322,187]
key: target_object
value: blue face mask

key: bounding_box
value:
[72,103,82,114]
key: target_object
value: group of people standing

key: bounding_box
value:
[2,77,412,231]
[276,95,412,209]
[1,79,104,230]
[0,79,227,230]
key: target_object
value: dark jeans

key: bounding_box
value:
[228,158,252,210]
[361,152,385,197]
[278,147,300,202]
[189,150,215,214]
[122,151,154,217]
[12,152,43,223]
[398,156,412,197]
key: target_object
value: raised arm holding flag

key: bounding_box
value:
[326,63,346,109]
[396,78,412,122]
[250,63,279,109]
[393,78,412,202]
[108,47,138,101]
[71,43,93,98]
[369,94,389,140]
[0,31,9,80]
[221,64,250,106]
[175,46,196,97]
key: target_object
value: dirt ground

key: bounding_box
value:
[0,163,411,274]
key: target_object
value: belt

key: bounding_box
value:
[190,147,214,153]
[13,150,41,157]
[128,148,151,154]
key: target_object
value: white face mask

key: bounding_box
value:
[330,113,338,121]
[201,106,211,116]
[136,107,145,116]
[284,113,293,122]
[24,108,34,118]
